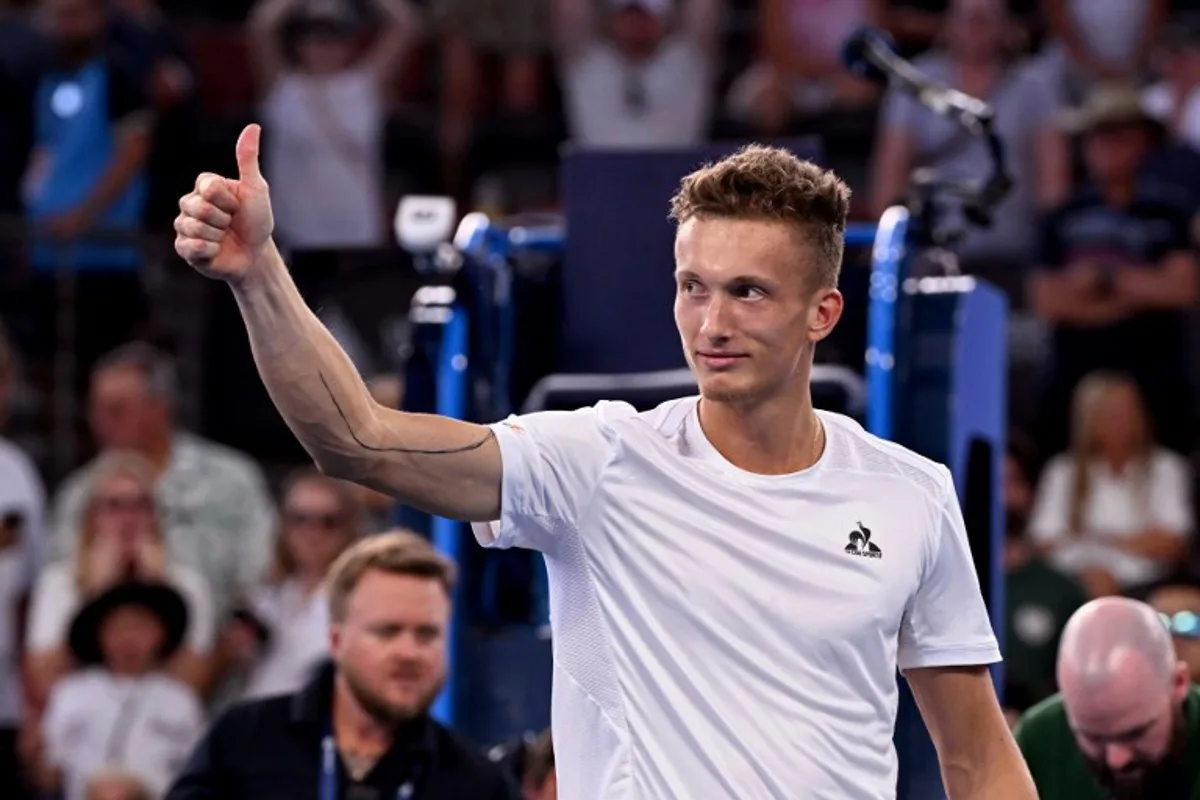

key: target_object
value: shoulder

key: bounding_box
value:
[207,693,294,742]
[51,668,102,700]
[184,434,269,483]
[1038,454,1075,484]
[820,411,952,503]
[55,462,94,503]
[0,438,45,497]
[430,724,512,787]
[35,561,73,592]
[1014,692,1070,745]
[149,673,204,706]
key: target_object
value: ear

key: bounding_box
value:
[807,287,844,343]
[328,622,342,657]
[1172,660,1190,702]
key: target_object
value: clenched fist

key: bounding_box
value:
[175,123,274,282]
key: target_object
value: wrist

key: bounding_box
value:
[228,239,284,296]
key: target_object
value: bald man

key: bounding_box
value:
[1014,597,1200,800]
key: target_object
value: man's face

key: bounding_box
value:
[331,571,449,723]
[609,6,665,61]
[674,217,842,407]
[1084,123,1151,187]
[89,367,168,452]
[99,605,165,675]
[1065,663,1187,791]
[42,0,104,50]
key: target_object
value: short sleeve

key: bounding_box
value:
[879,85,922,133]
[40,678,75,766]
[1150,451,1194,535]
[471,407,613,554]
[1026,456,1072,545]
[173,566,217,653]
[25,565,75,651]
[897,469,1001,671]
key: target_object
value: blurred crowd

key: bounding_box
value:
[4,0,1200,797]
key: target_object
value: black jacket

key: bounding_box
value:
[166,663,517,800]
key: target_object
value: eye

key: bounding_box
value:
[733,284,767,301]
[679,278,703,294]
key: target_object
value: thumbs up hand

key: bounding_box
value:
[175,124,275,282]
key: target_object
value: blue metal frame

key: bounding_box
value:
[863,207,911,439]
[431,306,470,726]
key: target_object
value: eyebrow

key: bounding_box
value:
[1075,718,1157,741]
[675,270,776,287]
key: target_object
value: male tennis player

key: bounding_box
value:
[174,125,1034,799]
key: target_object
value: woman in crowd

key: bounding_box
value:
[1027,371,1194,597]
[23,453,216,707]
[248,0,417,250]
[870,0,1068,299]
[222,469,363,700]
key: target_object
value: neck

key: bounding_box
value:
[137,430,173,474]
[956,59,1000,94]
[1101,177,1136,208]
[697,388,824,475]
[332,673,394,752]
[298,571,326,594]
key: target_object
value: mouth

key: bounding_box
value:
[695,352,748,370]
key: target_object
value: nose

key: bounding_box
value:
[699,294,732,342]
[1105,743,1136,771]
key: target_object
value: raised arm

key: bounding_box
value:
[174,125,502,521]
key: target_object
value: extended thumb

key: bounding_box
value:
[235,123,263,181]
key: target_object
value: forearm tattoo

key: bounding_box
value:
[319,371,496,455]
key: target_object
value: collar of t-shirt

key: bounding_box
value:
[681,401,833,487]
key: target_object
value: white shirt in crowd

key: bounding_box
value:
[261,67,385,250]
[472,397,999,800]
[42,669,204,800]
[0,437,47,728]
[240,578,330,700]
[1142,82,1200,151]
[1028,449,1194,588]
[26,562,217,655]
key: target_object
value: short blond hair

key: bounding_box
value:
[669,144,851,288]
[326,529,457,622]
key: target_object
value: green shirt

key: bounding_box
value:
[1004,558,1087,704]
[1015,684,1200,800]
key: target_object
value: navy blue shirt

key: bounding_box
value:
[166,663,517,800]
[1037,185,1195,379]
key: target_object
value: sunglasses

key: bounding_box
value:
[283,509,344,530]
[1161,610,1200,639]
[92,494,155,513]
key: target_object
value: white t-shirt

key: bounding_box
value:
[26,562,217,655]
[473,397,1000,800]
[42,669,204,800]
[1028,449,1193,588]
[240,578,330,700]
[562,38,714,150]
[0,437,47,726]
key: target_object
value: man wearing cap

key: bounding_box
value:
[34,580,205,800]
[1029,83,1200,457]
[1014,596,1200,799]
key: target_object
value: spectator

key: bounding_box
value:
[21,0,153,377]
[35,580,204,800]
[50,343,276,621]
[222,469,363,701]
[522,727,555,800]
[434,0,548,196]
[1015,596,1199,799]
[1040,0,1168,99]
[108,0,201,232]
[249,0,418,250]
[1027,372,1193,597]
[870,0,1068,299]
[167,531,517,800]
[1142,12,1200,152]
[1003,436,1087,718]
[1139,572,1200,685]
[25,451,216,706]
[1029,85,1200,457]
[726,0,883,135]
[554,0,722,150]
[0,324,47,800]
